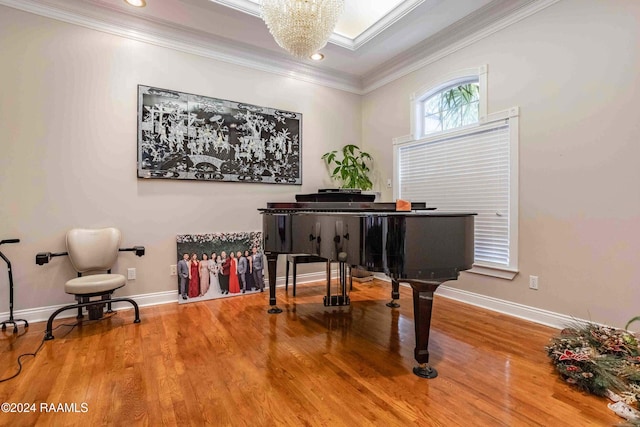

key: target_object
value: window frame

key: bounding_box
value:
[410,66,488,140]
[396,66,519,280]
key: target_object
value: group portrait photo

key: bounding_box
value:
[176,232,266,304]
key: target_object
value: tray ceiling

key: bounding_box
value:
[0,0,555,93]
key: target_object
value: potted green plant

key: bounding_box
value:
[321,144,373,191]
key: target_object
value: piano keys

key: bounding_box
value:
[260,199,475,378]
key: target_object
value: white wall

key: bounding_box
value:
[0,6,361,310]
[362,0,640,329]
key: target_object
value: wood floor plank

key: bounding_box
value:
[0,279,623,426]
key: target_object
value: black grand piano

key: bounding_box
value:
[260,190,475,378]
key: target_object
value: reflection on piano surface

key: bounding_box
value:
[260,196,475,378]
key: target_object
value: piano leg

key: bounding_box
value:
[385,278,401,308]
[266,252,282,314]
[408,280,442,379]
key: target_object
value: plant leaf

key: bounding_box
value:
[625,316,640,331]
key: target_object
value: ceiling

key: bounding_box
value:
[1,0,550,93]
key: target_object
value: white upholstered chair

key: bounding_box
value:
[36,228,145,340]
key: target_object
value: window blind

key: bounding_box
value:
[398,121,510,266]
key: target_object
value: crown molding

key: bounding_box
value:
[362,0,561,93]
[0,0,364,94]
[348,0,424,50]
[205,0,259,17]
[0,0,561,96]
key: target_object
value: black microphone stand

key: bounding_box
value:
[0,239,29,334]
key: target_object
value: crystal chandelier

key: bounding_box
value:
[261,0,345,59]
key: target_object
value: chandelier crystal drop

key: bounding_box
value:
[261,0,344,59]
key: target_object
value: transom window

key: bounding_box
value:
[422,80,480,134]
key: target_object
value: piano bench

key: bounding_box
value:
[285,254,328,297]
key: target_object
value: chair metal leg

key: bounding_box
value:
[45,304,76,340]
[123,297,141,323]
[44,296,141,340]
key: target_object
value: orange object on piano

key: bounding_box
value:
[395,199,411,211]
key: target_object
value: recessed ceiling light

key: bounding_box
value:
[310,53,325,61]
[124,0,146,7]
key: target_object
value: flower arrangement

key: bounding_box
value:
[546,322,640,424]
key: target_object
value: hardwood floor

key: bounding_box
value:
[0,279,621,426]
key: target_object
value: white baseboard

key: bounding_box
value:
[435,286,585,330]
[1,271,583,330]
[0,290,177,326]
[373,273,584,330]
[0,272,329,326]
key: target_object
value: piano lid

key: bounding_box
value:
[261,201,434,212]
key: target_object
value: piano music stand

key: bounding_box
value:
[0,239,29,334]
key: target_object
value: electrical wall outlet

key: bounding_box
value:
[128,268,136,280]
[170,264,177,276]
[529,275,538,290]
[386,178,392,188]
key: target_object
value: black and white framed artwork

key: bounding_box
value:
[137,85,302,184]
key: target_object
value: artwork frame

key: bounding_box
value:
[137,85,302,184]
[176,232,266,304]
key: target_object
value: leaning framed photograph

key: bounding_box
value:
[176,231,266,304]
[137,85,302,184]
